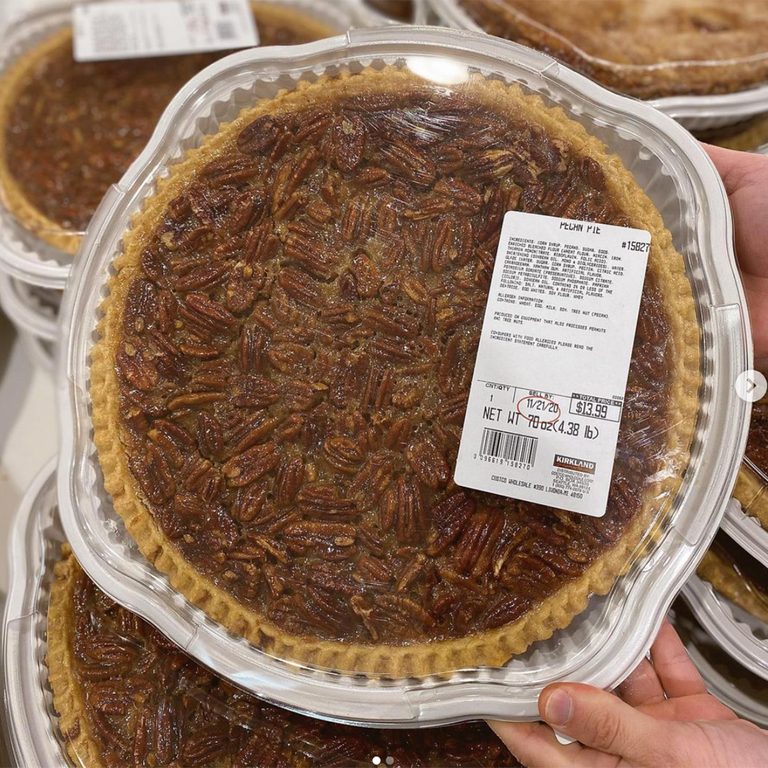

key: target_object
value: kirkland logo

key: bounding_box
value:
[553,455,596,474]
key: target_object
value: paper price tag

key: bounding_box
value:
[73,0,259,62]
[454,211,650,517]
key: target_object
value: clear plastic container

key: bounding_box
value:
[0,273,60,342]
[726,398,768,566]
[693,113,768,152]
[683,565,767,682]
[1,462,512,768]
[19,329,57,375]
[427,0,768,129]
[0,0,364,289]
[2,459,69,768]
[671,600,768,728]
[57,26,750,725]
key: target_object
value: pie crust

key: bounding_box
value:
[91,67,700,676]
[696,114,768,152]
[733,396,768,530]
[46,548,514,767]
[697,534,768,622]
[0,3,335,255]
[457,0,768,99]
[734,464,768,531]
[46,546,104,768]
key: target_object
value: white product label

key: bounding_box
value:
[454,211,650,517]
[73,0,259,62]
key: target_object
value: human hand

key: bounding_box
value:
[703,145,768,373]
[489,618,768,767]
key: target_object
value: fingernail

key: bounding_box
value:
[544,689,573,726]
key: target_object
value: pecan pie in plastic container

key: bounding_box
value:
[428,0,768,130]
[2,462,514,767]
[0,0,360,289]
[672,599,768,727]
[683,529,768,682]
[58,27,750,724]
[725,398,768,565]
[694,114,768,152]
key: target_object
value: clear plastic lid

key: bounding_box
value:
[19,329,57,376]
[0,273,60,342]
[683,529,768,682]
[2,462,513,768]
[671,600,768,728]
[57,26,750,724]
[0,0,365,288]
[428,0,768,129]
[2,459,69,768]
[693,113,768,152]
[727,397,768,565]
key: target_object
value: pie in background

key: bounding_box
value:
[458,0,768,99]
[697,532,768,623]
[47,547,517,768]
[0,3,336,254]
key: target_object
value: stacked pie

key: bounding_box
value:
[697,532,768,623]
[734,397,768,530]
[456,0,768,98]
[91,66,700,676]
[0,3,335,254]
[47,548,516,768]
[695,115,768,151]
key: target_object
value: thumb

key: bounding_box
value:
[539,683,678,765]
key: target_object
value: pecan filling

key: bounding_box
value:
[116,83,671,645]
[4,8,327,234]
[746,397,768,475]
[66,560,512,767]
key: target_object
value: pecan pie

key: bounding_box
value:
[91,68,700,676]
[674,599,768,708]
[0,3,335,254]
[457,0,768,99]
[47,548,516,768]
[734,396,768,530]
[696,115,768,151]
[697,532,768,622]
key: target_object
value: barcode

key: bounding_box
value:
[479,428,538,466]
[216,20,236,40]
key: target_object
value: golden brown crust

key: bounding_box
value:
[458,0,768,98]
[46,545,105,768]
[0,28,79,254]
[697,546,768,623]
[91,67,700,676]
[0,3,336,255]
[734,463,768,530]
[694,114,768,152]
